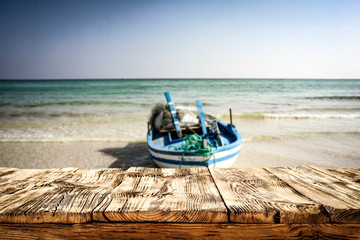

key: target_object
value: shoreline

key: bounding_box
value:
[1,141,358,169]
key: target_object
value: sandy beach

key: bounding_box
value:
[0,142,156,169]
[1,136,358,169]
[1,79,359,170]
[0,141,283,169]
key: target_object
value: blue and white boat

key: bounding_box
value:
[147,92,242,168]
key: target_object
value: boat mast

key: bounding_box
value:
[164,92,182,138]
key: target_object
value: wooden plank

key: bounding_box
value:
[1,166,359,225]
[0,168,76,223]
[52,168,125,223]
[104,167,228,222]
[0,168,125,223]
[267,166,360,223]
[0,167,226,223]
[0,223,359,240]
[309,166,360,185]
[210,168,329,224]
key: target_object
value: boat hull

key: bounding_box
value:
[149,144,241,168]
[147,121,242,168]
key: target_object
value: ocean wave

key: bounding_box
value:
[233,112,360,120]
[0,111,93,118]
[0,100,151,108]
[177,102,217,107]
[295,107,360,112]
[306,96,360,101]
[243,131,360,143]
[0,115,148,127]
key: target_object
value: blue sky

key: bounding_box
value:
[0,0,359,79]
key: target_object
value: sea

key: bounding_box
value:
[0,79,359,168]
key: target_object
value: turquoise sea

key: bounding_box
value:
[0,79,359,168]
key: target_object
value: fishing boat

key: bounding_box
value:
[147,92,242,168]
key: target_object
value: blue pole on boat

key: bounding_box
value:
[196,100,207,135]
[164,92,182,138]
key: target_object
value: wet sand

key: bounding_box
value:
[1,140,357,170]
[0,142,157,169]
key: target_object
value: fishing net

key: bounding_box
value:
[173,134,219,168]
[149,103,218,131]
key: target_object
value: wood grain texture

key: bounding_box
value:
[0,223,359,240]
[0,166,359,225]
[210,168,329,224]
[0,168,125,223]
[103,167,228,222]
[0,167,227,223]
[267,166,360,223]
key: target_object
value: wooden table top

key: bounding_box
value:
[0,166,359,224]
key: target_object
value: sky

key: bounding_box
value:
[0,0,359,79]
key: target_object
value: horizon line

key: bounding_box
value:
[1,77,360,81]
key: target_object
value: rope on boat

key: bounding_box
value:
[173,134,218,168]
